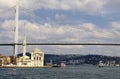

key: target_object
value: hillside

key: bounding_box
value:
[44,54,120,65]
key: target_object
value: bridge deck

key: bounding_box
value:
[0,43,120,46]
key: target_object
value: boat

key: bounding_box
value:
[98,61,104,68]
[52,63,66,67]
[60,63,66,67]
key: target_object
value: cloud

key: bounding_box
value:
[0,0,120,15]
[0,0,120,56]
[55,14,67,21]
[0,0,17,10]
[0,19,118,43]
[105,0,120,11]
[0,19,120,55]
[0,0,107,14]
[37,0,106,13]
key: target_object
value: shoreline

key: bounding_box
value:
[0,65,52,68]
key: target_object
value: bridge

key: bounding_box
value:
[0,43,120,46]
[0,4,120,57]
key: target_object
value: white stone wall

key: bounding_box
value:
[16,48,44,67]
[31,48,44,67]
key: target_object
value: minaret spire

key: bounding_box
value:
[14,4,19,57]
[23,35,27,60]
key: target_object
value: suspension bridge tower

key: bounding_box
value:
[14,4,19,57]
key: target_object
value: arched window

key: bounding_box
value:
[34,57,36,60]
[37,57,39,60]
[39,57,41,60]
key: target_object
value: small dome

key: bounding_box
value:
[33,48,43,53]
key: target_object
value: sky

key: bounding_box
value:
[0,0,120,56]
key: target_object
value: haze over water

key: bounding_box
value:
[0,65,120,79]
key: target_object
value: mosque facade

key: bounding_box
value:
[16,36,44,67]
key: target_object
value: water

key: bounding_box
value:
[0,65,120,79]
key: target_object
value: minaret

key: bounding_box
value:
[23,35,27,60]
[14,5,19,57]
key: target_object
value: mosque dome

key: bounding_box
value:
[32,48,43,53]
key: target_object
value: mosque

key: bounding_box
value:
[16,36,44,67]
[0,5,46,67]
[0,35,44,67]
[12,5,44,67]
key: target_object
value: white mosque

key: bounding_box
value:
[16,36,44,67]
[12,5,44,67]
